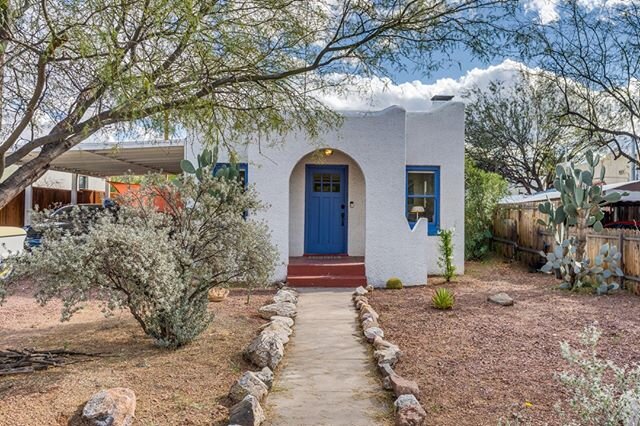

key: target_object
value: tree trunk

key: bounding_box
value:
[0,139,80,210]
[575,212,588,262]
[0,155,50,209]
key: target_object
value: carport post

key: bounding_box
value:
[70,173,78,205]
[104,178,111,200]
[23,185,33,226]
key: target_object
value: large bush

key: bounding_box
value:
[464,157,508,260]
[9,170,276,348]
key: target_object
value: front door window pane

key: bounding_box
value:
[313,172,341,192]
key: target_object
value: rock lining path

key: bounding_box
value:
[264,288,388,426]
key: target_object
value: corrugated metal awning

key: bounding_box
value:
[18,140,184,177]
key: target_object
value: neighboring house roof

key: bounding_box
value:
[499,180,640,205]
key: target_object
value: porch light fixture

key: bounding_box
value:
[322,148,334,157]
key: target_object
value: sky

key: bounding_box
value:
[319,0,634,111]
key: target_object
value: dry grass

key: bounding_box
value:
[368,258,640,426]
[0,281,273,426]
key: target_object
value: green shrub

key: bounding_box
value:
[10,161,276,348]
[464,157,508,260]
[437,228,456,282]
[431,288,455,310]
[386,277,403,289]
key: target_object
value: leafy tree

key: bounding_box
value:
[464,72,590,194]
[464,157,508,260]
[519,1,640,169]
[7,169,276,347]
[0,0,508,209]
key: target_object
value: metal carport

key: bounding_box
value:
[17,140,184,224]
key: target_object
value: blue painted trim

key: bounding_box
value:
[304,164,348,255]
[406,165,440,236]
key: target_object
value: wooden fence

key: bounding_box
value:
[0,188,104,227]
[493,203,640,295]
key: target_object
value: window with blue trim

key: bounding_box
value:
[406,166,439,235]
[213,163,248,187]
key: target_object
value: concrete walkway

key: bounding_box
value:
[265,289,388,426]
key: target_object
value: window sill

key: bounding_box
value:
[407,220,438,236]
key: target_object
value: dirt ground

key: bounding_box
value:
[368,258,640,426]
[0,281,273,426]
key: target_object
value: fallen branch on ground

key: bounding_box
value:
[0,348,103,375]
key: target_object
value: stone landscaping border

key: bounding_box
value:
[227,287,299,426]
[353,285,427,426]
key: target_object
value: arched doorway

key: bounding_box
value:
[289,149,366,256]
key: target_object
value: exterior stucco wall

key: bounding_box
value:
[406,102,466,274]
[185,103,465,286]
[289,151,365,257]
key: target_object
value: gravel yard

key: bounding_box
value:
[368,259,640,426]
[0,281,273,426]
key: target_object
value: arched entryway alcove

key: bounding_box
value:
[288,149,366,257]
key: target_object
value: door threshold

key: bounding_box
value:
[303,253,349,257]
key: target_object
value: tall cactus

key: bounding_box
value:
[538,150,626,293]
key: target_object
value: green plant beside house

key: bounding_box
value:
[438,228,456,282]
[464,157,509,260]
[538,150,625,294]
[386,277,403,289]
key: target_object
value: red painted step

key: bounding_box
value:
[287,262,365,277]
[287,257,367,288]
[287,275,367,288]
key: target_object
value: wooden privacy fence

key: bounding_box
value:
[493,204,640,296]
[0,188,104,227]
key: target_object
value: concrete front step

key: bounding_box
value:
[287,275,367,288]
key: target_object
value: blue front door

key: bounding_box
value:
[304,165,348,255]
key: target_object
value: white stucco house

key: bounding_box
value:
[185,103,465,287]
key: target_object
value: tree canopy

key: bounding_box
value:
[464,71,591,194]
[518,0,640,169]
[0,0,510,208]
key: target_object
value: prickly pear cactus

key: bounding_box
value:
[180,147,242,183]
[540,241,623,293]
[538,150,626,293]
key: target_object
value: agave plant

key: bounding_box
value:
[431,288,455,310]
[538,150,626,293]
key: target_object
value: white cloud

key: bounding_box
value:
[525,0,560,24]
[524,0,639,23]
[318,59,529,111]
